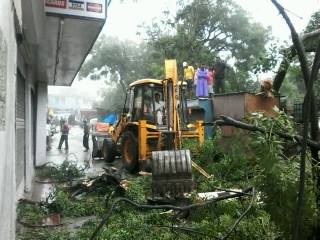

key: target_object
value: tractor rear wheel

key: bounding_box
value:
[121,131,139,173]
[102,139,115,163]
[92,136,98,158]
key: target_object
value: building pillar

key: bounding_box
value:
[35,82,47,166]
[24,82,34,192]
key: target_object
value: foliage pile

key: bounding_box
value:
[35,160,85,182]
[18,164,280,240]
[18,111,318,239]
[183,109,318,239]
[246,111,317,239]
[17,201,49,225]
[46,187,106,218]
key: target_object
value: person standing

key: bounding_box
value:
[183,61,195,99]
[151,93,165,125]
[196,65,209,98]
[193,63,199,98]
[83,119,90,152]
[207,67,215,98]
[58,120,69,150]
[46,119,51,150]
[214,61,226,94]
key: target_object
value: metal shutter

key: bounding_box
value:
[15,71,26,189]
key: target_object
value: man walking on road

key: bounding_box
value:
[58,120,69,150]
[83,119,90,152]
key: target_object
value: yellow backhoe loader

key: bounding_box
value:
[102,59,204,196]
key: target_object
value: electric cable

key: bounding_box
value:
[89,187,254,240]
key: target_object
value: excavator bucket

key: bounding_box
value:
[151,149,194,197]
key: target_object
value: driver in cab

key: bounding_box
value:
[152,92,165,125]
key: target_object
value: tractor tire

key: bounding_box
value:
[121,131,139,173]
[92,145,98,158]
[102,139,115,163]
[92,136,98,158]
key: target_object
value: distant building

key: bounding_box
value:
[80,109,98,121]
[48,92,93,110]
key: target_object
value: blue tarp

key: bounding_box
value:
[102,114,117,125]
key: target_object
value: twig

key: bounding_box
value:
[214,187,252,197]
[192,161,213,179]
[282,6,303,20]
[17,219,63,228]
[221,188,255,240]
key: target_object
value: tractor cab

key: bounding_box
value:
[103,60,205,197]
[124,79,167,128]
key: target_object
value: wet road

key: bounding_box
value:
[48,125,93,166]
[30,125,122,202]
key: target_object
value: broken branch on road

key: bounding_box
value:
[205,115,320,150]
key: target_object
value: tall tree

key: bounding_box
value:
[81,0,276,107]
[79,36,164,111]
[140,0,275,92]
[79,36,162,87]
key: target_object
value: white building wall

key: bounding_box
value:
[36,82,48,166]
[24,71,35,192]
[0,0,18,239]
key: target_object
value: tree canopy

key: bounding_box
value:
[79,36,161,87]
[80,0,277,110]
[79,36,165,112]
[141,0,275,81]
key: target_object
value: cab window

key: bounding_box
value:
[132,87,143,121]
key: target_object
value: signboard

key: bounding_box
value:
[87,2,102,13]
[45,0,106,20]
[68,0,85,10]
[45,0,67,8]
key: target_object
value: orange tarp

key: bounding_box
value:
[95,122,110,132]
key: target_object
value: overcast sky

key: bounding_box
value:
[50,0,320,100]
[104,0,320,42]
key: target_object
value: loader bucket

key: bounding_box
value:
[151,149,194,197]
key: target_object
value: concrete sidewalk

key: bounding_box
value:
[28,125,111,202]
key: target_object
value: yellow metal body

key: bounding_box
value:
[109,59,204,167]
[137,120,204,163]
[129,79,162,87]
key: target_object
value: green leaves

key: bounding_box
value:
[186,110,317,239]
[35,160,85,182]
[246,111,317,239]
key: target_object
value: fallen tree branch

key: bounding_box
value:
[273,29,320,92]
[90,187,254,240]
[271,1,310,84]
[208,115,320,149]
[17,219,63,228]
[302,29,320,41]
